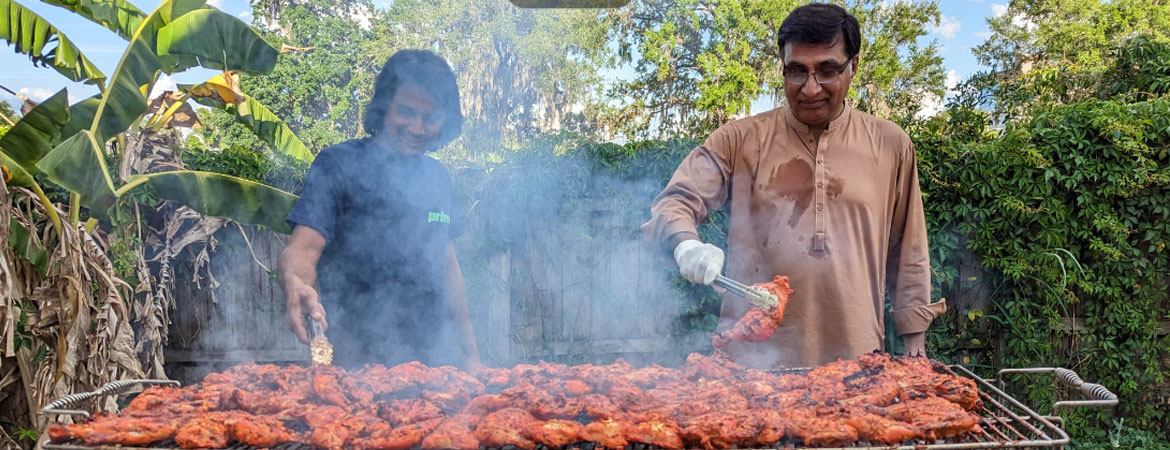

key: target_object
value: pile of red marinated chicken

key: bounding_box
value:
[49,352,982,449]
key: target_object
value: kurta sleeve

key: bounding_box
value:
[887,140,946,334]
[641,126,739,254]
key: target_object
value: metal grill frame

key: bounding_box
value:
[42,364,1114,450]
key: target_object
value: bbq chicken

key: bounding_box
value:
[713,275,795,347]
[48,351,984,449]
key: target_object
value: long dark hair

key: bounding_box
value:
[777,3,861,60]
[362,49,464,151]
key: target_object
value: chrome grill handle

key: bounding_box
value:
[997,367,1118,411]
[1051,368,1118,410]
[42,379,180,418]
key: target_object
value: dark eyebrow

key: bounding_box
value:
[785,59,846,70]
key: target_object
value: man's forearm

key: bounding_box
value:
[445,246,479,363]
[279,249,318,291]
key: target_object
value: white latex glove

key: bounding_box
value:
[674,239,725,285]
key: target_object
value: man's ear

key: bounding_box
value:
[851,55,860,72]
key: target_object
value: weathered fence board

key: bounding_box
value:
[167,204,699,374]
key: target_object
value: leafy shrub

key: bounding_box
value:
[915,92,1170,435]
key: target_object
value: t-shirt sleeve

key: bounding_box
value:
[287,151,341,241]
[445,166,465,241]
[448,200,465,241]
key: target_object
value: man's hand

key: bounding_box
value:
[280,225,327,344]
[902,331,927,358]
[285,278,327,345]
[674,240,725,285]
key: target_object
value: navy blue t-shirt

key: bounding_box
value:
[287,138,464,368]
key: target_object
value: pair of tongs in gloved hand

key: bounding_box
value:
[307,318,333,366]
[713,274,778,308]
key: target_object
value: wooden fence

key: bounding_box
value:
[165,207,705,380]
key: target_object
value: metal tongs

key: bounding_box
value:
[308,318,333,366]
[713,274,778,308]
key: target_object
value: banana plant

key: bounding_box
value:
[0,0,107,87]
[23,0,300,233]
[40,0,148,41]
[2,0,307,235]
[182,71,314,163]
[0,89,72,242]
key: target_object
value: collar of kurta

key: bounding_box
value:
[780,103,852,136]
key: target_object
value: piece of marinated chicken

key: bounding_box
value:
[174,413,233,449]
[48,416,177,446]
[581,418,631,450]
[524,419,586,448]
[473,408,538,450]
[713,275,794,347]
[420,414,479,450]
[626,419,684,450]
[879,395,983,440]
[842,411,920,444]
[353,416,443,450]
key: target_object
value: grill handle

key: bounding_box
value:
[997,367,1119,411]
[42,379,180,418]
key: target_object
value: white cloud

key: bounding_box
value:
[915,70,960,119]
[148,74,178,100]
[18,87,54,102]
[1,87,84,113]
[973,31,994,40]
[930,15,961,40]
[989,3,1036,31]
[238,10,253,23]
[945,69,959,90]
[206,0,223,8]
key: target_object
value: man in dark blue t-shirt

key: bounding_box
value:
[279,50,480,370]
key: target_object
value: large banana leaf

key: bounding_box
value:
[36,130,117,214]
[117,171,297,233]
[40,0,147,41]
[0,146,36,187]
[1,0,106,86]
[157,9,276,74]
[186,73,314,163]
[36,130,298,232]
[89,0,278,143]
[0,88,69,173]
[61,94,98,139]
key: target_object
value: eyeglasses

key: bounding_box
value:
[783,64,852,86]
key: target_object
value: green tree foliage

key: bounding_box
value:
[244,0,377,151]
[184,109,308,192]
[0,99,16,137]
[972,0,1170,115]
[245,0,608,156]
[376,0,609,154]
[188,108,268,155]
[603,0,946,138]
[912,36,1170,435]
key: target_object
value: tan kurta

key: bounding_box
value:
[643,105,946,369]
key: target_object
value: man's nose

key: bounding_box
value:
[801,77,824,96]
[408,117,426,134]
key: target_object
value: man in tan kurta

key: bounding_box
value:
[642,4,945,369]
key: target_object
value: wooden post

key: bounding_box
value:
[484,250,512,366]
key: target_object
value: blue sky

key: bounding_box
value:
[1,0,1000,115]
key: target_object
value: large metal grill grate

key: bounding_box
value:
[43,364,1115,450]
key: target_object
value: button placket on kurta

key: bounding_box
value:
[813,133,828,253]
